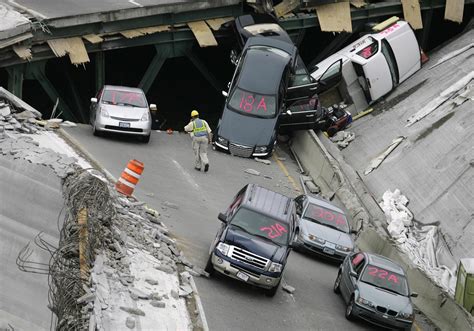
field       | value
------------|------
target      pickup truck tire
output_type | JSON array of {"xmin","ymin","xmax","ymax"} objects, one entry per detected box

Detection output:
[{"xmin": 204, "ymin": 255, "xmax": 214, "ymax": 276}]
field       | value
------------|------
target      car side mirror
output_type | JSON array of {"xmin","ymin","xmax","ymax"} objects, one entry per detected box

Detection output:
[
  {"xmin": 222, "ymin": 91, "xmax": 228, "ymax": 97},
  {"xmin": 91, "ymin": 97, "xmax": 98, "ymax": 103},
  {"xmin": 350, "ymin": 271, "xmax": 358, "ymax": 278},
  {"xmin": 410, "ymin": 292, "xmax": 418, "ymax": 298},
  {"xmin": 227, "ymin": 81, "xmax": 231, "ymax": 89},
  {"xmin": 218, "ymin": 212, "xmax": 227, "ymax": 222},
  {"xmin": 149, "ymin": 104, "xmax": 157, "ymax": 111}
]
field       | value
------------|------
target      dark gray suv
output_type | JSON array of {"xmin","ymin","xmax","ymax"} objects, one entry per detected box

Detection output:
[{"xmin": 334, "ymin": 252, "xmax": 418, "ymax": 330}]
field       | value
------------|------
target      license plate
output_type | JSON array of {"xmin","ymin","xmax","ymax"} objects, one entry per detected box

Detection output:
[
  {"xmin": 119, "ymin": 122, "xmax": 130, "ymax": 128},
  {"xmin": 323, "ymin": 247, "xmax": 335, "ymax": 255},
  {"xmin": 236, "ymin": 271, "xmax": 249, "ymax": 282},
  {"xmin": 326, "ymin": 242, "xmax": 336, "ymax": 249}
]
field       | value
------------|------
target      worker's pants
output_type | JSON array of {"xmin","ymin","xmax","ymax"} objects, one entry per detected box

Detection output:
[{"xmin": 192, "ymin": 136, "xmax": 209, "ymax": 169}]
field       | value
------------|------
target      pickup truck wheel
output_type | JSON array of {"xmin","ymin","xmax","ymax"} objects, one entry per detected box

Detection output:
[
  {"xmin": 265, "ymin": 282, "xmax": 279, "ymax": 297},
  {"xmin": 333, "ymin": 272, "xmax": 341, "ymax": 294},
  {"xmin": 204, "ymin": 255, "xmax": 214, "ymax": 276}
]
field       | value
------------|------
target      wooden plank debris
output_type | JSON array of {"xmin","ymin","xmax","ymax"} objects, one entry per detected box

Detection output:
[
  {"xmin": 274, "ymin": 0, "xmax": 300, "ymax": 18},
  {"xmin": 13, "ymin": 45, "xmax": 32, "ymax": 60},
  {"xmin": 206, "ymin": 17, "xmax": 234, "ymax": 31},
  {"xmin": 47, "ymin": 37, "xmax": 90, "ymax": 65},
  {"xmin": 401, "ymin": 0, "xmax": 423, "ymax": 29},
  {"xmin": 445, "ymin": 0, "xmax": 465, "ymax": 23},
  {"xmin": 350, "ymin": 0, "xmax": 366, "ymax": 8},
  {"xmin": 82, "ymin": 34, "xmax": 103, "ymax": 44},
  {"xmin": 187, "ymin": 21, "xmax": 218, "ymax": 47},
  {"xmin": 120, "ymin": 25, "xmax": 170, "ymax": 39},
  {"xmin": 316, "ymin": 2, "xmax": 352, "ymax": 33}
]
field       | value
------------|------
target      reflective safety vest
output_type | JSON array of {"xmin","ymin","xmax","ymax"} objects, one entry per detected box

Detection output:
[{"xmin": 193, "ymin": 119, "xmax": 208, "ymax": 137}]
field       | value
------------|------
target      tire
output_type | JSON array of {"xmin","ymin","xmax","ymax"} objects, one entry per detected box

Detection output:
[
  {"xmin": 345, "ymin": 296, "xmax": 355, "ymax": 320},
  {"xmin": 265, "ymin": 280, "xmax": 280, "ymax": 297},
  {"xmin": 204, "ymin": 255, "xmax": 214, "ymax": 276},
  {"xmin": 293, "ymin": 229, "xmax": 302, "ymax": 251},
  {"xmin": 334, "ymin": 272, "xmax": 342, "ymax": 294},
  {"xmin": 327, "ymin": 126, "xmax": 338, "ymax": 137},
  {"xmin": 92, "ymin": 123, "xmax": 101, "ymax": 137},
  {"xmin": 141, "ymin": 134, "xmax": 150, "ymax": 143}
]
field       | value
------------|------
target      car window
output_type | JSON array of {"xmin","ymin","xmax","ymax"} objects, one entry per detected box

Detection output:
[
  {"xmin": 288, "ymin": 97, "xmax": 318, "ymax": 113},
  {"xmin": 381, "ymin": 39, "xmax": 399, "ymax": 85},
  {"xmin": 228, "ymin": 87, "xmax": 277, "ymax": 117},
  {"xmin": 357, "ymin": 41, "xmax": 379, "ymax": 59},
  {"xmin": 244, "ymin": 23, "xmax": 285, "ymax": 37},
  {"xmin": 294, "ymin": 195, "xmax": 306, "ymax": 215},
  {"xmin": 289, "ymin": 56, "xmax": 313, "ymax": 87},
  {"xmin": 319, "ymin": 60, "xmax": 341, "ymax": 82},
  {"xmin": 361, "ymin": 265, "xmax": 409, "ymax": 296},
  {"xmin": 231, "ymin": 207, "xmax": 289, "ymax": 245},
  {"xmin": 102, "ymin": 90, "xmax": 147, "ymax": 108},
  {"xmin": 303, "ymin": 203, "xmax": 350, "ymax": 233}
]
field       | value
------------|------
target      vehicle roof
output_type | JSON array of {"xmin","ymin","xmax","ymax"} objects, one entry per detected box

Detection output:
[
  {"xmin": 238, "ymin": 46, "xmax": 290, "ymax": 94},
  {"xmin": 241, "ymin": 184, "xmax": 293, "ymax": 223},
  {"xmin": 365, "ymin": 252, "xmax": 406, "ymax": 274},
  {"xmin": 245, "ymin": 36, "xmax": 296, "ymax": 57},
  {"xmin": 103, "ymin": 85, "xmax": 145, "ymax": 93},
  {"xmin": 304, "ymin": 194, "xmax": 346, "ymax": 215}
]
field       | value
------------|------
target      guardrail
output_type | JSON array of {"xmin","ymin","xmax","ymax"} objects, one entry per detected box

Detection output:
[{"xmin": 291, "ymin": 129, "xmax": 474, "ymax": 331}]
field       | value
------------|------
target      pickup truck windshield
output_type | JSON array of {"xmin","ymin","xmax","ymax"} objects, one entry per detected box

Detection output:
[
  {"xmin": 231, "ymin": 207, "xmax": 289, "ymax": 245},
  {"xmin": 228, "ymin": 88, "xmax": 277, "ymax": 117}
]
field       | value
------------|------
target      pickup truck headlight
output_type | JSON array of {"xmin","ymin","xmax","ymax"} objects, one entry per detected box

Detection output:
[
  {"xmin": 100, "ymin": 108, "xmax": 110, "ymax": 118},
  {"xmin": 141, "ymin": 111, "xmax": 150, "ymax": 121},
  {"xmin": 216, "ymin": 242, "xmax": 229, "ymax": 256},
  {"xmin": 357, "ymin": 297, "xmax": 375, "ymax": 308},
  {"xmin": 398, "ymin": 311, "xmax": 414, "ymax": 320},
  {"xmin": 216, "ymin": 136, "xmax": 228, "ymax": 146},
  {"xmin": 268, "ymin": 262, "xmax": 283, "ymax": 273},
  {"xmin": 336, "ymin": 244, "xmax": 352, "ymax": 252},
  {"xmin": 309, "ymin": 234, "xmax": 326, "ymax": 245},
  {"xmin": 255, "ymin": 146, "xmax": 268, "ymax": 153}
]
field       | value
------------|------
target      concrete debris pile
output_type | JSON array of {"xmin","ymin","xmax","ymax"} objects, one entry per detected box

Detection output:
[
  {"xmin": 329, "ymin": 130, "xmax": 355, "ymax": 149},
  {"xmin": 82, "ymin": 174, "xmax": 206, "ymax": 330},
  {"xmin": 0, "ymin": 99, "xmax": 43, "ymax": 137},
  {"xmin": 380, "ymin": 189, "xmax": 457, "ymax": 295}
]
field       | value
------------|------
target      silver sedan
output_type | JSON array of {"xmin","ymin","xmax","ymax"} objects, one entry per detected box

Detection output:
[
  {"xmin": 293, "ymin": 194, "xmax": 355, "ymax": 262},
  {"xmin": 90, "ymin": 85, "xmax": 156, "ymax": 143}
]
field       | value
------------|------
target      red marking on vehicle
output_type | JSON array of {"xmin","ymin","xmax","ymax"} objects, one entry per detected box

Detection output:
[
  {"xmin": 239, "ymin": 92, "xmax": 267, "ymax": 113},
  {"xmin": 260, "ymin": 223, "xmax": 288, "ymax": 239},
  {"xmin": 367, "ymin": 266, "xmax": 399, "ymax": 283},
  {"xmin": 311, "ymin": 207, "xmax": 346, "ymax": 226},
  {"xmin": 379, "ymin": 23, "xmax": 400, "ymax": 36},
  {"xmin": 352, "ymin": 253, "xmax": 364, "ymax": 266},
  {"xmin": 256, "ymin": 97, "xmax": 267, "ymax": 112}
]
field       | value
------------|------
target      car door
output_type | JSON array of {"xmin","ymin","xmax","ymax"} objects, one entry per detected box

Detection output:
[
  {"xmin": 341, "ymin": 253, "xmax": 365, "ymax": 301},
  {"xmin": 314, "ymin": 59, "xmax": 343, "ymax": 95},
  {"xmin": 90, "ymin": 88, "xmax": 103, "ymax": 124}
]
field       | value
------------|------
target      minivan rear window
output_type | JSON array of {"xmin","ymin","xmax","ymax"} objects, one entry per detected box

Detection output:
[{"xmin": 228, "ymin": 87, "xmax": 276, "ymax": 117}]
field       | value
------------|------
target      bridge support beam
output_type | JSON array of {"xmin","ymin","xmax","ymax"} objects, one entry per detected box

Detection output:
[
  {"xmin": 7, "ymin": 64, "xmax": 25, "ymax": 98},
  {"xmin": 95, "ymin": 51, "xmax": 105, "ymax": 92},
  {"xmin": 186, "ymin": 49, "xmax": 222, "ymax": 92},
  {"xmin": 138, "ymin": 45, "xmax": 169, "ymax": 94}
]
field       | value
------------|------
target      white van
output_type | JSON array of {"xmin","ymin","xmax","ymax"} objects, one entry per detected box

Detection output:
[{"xmin": 310, "ymin": 20, "xmax": 421, "ymax": 114}]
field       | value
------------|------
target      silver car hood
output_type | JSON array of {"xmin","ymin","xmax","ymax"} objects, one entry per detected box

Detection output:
[
  {"xmin": 300, "ymin": 219, "xmax": 353, "ymax": 248},
  {"xmin": 102, "ymin": 104, "xmax": 147, "ymax": 120},
  {"xmin": 358, "ymin": 282, "xmax": 412, "ymax": 313}
]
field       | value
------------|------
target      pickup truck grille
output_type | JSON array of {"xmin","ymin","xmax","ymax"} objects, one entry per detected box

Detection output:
[
  {"xmin": 228, "ymin": 246, "xmax": 269, "ymax": 270},
  {"xmin": 229, "ymin": 143, "xmax": 253, "ymax": 158}
]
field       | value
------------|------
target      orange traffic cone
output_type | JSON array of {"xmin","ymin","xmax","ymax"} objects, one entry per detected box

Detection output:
[{"xmin": 116, "ymin": 159, "xmax": 144, "ymax": 196}]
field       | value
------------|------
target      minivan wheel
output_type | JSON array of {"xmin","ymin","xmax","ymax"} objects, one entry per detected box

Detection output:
[
  {"xmin": 334, "ymin": 272, "xmax": 341, "ymax": 294},
  {"xmin": 345, "ymin": 297, "xmax": 355, "ymax": 320},
  {"xmin": 204, "ymin": 255, "xmax": 214, "ymax": 276}
]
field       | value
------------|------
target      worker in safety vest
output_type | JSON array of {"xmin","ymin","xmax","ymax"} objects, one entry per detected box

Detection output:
[{"xmin": 184, "ymin": 110, "xmax": 212, "ymax": 172}]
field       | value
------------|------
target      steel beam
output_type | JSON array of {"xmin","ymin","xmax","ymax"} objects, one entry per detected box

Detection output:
[
  {"xmin": 185, "ymin": 49, "xmax": 222, "ymax": 92},
  {"xmin": 6, "ymin": 64, "xmax": 25, "ymax": 98},
  {"xmin": 95, "ymin": 51, "xmax": 105, "ymax": 92},
  {"xmin": 26, "ymin": 62, "xmax": 78, "ymax": 121},
  {"xmin": 138, "ymin": 45, "xmax": 170, "ymax": 94},
  {"xmin": 421, "ymin": 8, "xmax": 434, "ymax": 50},
  {"xmin": 63, "ymin": 63, "xmax": 88, "ymax": 123}
]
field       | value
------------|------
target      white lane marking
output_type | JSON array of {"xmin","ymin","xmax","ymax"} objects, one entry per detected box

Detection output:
[
  {"xmin": 171, "ymin": 159, "xmax": 200, "ymax": 190},
  {"xmin": 128, "ymin": 0, "xmax": 143, "ymax": 7}
]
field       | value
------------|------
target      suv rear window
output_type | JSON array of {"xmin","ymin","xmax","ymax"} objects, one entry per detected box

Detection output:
[{"xmin": 231, "ymin": 207, "xmax": 289, "ymax": 245}]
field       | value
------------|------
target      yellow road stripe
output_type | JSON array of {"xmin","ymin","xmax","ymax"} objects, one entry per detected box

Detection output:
[
  {"xmin": 414, "ymin": 321, "xmax": 422, "ymax": 331},
  {"xmin": 352, "ymin": 107, "xmax": 374, "ymax": 121},
  {"xmin": 273, "ymin": 152, "xmax": 301, "ymax": 193}
]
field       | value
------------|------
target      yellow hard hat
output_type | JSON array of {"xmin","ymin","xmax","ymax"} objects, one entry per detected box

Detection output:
[{"xmin": 191, "ymin": 110, "xmax": 199, "ymax": 117}]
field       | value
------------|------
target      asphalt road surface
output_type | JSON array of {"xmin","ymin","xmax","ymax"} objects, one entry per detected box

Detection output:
[{"xmin": 63, "ymin": 125, "xmax": 382, "ymax": 331}]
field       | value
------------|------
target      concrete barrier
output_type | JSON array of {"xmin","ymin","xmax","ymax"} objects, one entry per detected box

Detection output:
[{"xmin": 291, "ymin": 130, "xmax": 474, "ymax": 331}]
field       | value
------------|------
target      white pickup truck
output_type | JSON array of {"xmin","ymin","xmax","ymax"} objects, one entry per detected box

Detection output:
[{"xmin": 310, "ymin": 20, "xmax": 422, "ymax": 114}]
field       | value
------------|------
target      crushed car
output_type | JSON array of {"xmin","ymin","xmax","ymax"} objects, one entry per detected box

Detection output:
[
  {"xmin": 310, "ymin": 19, "xmax": 422, "ymax": 115},
  {"xmin": 334, "ymin": 252, "xmax": 418, "ymax": 330},
  {"xmin": 205, "ymin": 184, "xmax": 296, "ymax": 297}
]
